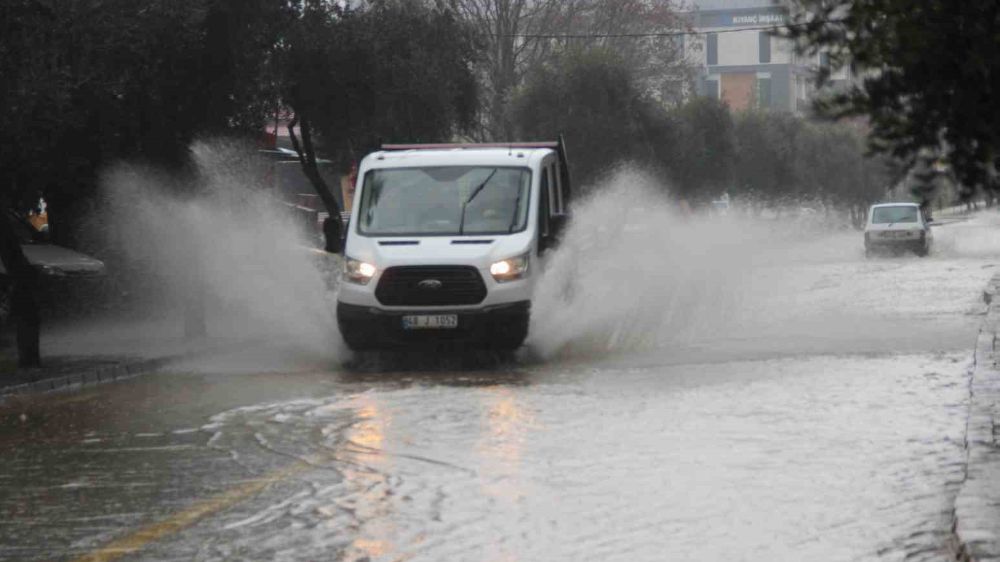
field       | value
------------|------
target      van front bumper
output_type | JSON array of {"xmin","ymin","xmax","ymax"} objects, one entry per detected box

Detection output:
[{"xmin": 336, "ymin": 301, "xmax": 530, "ymax": 351}]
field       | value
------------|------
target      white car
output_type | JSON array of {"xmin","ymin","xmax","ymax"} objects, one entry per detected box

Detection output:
[
  {"xmin": 864, "ymin": 202, "xmax": 932, "ymax": 257},
  {"xmin": 335, "ymin": 140, "xmax": 572, "ymax": 351}
]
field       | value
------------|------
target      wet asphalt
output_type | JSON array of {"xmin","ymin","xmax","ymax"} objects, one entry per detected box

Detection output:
[{"xmin": 2, "ymin": 217, "xmax": 1000, "ymax": 561}]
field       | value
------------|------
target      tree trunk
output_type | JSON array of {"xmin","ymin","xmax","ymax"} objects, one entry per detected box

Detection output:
[
  {"xmin": 0, "ymin": 211, "xmax": 41, "ymax": 368},
  {"xmin": 288, "ymin": 111, "xmax": 343, "ymax": 252}
]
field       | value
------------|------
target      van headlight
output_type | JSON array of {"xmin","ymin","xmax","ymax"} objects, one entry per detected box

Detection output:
[
  {"xmin": 344, "ymin": 257, "xmax": 377, "ymax": 285},
  {"xmin": 490, "ymin": 253, "xmax": 529, "ymax": 283}
]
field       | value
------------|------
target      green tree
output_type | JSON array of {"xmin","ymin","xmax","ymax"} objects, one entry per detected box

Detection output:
[
  {"xmin": 0, "ymin": 0, "xmax": 291, "ymax": 365},
  {"xmin": 282, "ymin": 0, "xmax": 481, "ymax": 234},
  {"xmin": 511, "ymin": 47, "xmax": 676, "ymax": 190},
  {"xmin": 785, "ymin": 0, "xmax": 1000, "ymax": 198},
  {"xmin": 797, "ymin": 122, "xmax": 889, "ymax": 226},
  {"xmin": 732, "ymin": 110, "xmax": 890, "ymax": 225},
  {"xmin": 669, "ymin": 98, "xmax": 736, "ymax": 204}
]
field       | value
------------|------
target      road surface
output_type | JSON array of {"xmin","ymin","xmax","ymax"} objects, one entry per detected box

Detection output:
[{"xmin": 2, "ymin": 211, "xmax": 1000, "ymax": 562}]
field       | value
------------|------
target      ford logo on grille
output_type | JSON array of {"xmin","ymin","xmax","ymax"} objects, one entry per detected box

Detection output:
[{"xmin": 417, "ymin": 279, "xmax": 443, "ymax": 290}]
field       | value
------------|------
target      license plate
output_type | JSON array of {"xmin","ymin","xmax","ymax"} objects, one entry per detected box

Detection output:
[
  {"xmin": 888, "ymin": 231, "xmax": 910, "ymax": 238},
  {"xmin": 402, "ymin": 315, "xmax": 459, "ymax": 330}
]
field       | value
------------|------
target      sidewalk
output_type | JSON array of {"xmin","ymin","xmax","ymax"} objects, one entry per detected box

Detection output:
[
  {"xmin": 0, "ymin": 319, "xmax": 261, "ymax": 398},
  {"xmin": 954, "ymin": 272, "xmax": 1000, "ymax": 561}
]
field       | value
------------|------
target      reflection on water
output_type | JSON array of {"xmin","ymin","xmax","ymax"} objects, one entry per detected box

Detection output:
[
  {"xmin": 30, "ymin": 348, "xmax": 965, "ymax": 562},
  {"xmin": 343, "ymin": 351, "xmax": 520, "ymax": 376},
  {"xmin": 481, "ymin": 387, "xmax": 533, "ymax": 466},
  {"xmin": 334, "ymin": 386, "xmax": 538, "ymax": 562},
  {"xmin": 338, "ymin": 395, "xmax": 400, "ymax": 562},
  {"xmin": 477, "ymin": 386, "xmax": 535, "ymax": 562}
]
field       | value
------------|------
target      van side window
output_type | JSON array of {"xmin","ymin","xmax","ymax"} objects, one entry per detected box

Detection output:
[
  {"xmin": 547, "ymin": 164, "xmax": 559, "ymax": 215},
  {"xmin": 539, "ymin": 168, "xmax": 550, "ymax": 238},
  {"xmin": 552, "ymin": 161, "xmax": 564, "ymax": 214}
]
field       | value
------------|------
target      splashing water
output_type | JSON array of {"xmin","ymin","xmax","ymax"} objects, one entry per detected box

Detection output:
[
  {"xmin": 528, "ymin": 168, "xmax": 996, "ymax": 361},
  {"xmin": 530, "ymin": 170, "xmax": 756, "ymax": 358},
  {"xmin": 90, "ymin": 152, "xmax": 997, "ymax": 369},
  {"xmin": 97, "ymin": 139, "xmax": 343, "ymax": 360}
]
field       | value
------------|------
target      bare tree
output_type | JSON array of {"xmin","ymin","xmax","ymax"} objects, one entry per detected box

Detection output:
[{"xmin": 450, "ymin": 0, "xmax": 693, "ymax": 140}]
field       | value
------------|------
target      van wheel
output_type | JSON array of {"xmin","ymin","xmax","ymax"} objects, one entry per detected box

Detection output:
[
  {"xmin": 339, "ymin": 326, "xmax": 376, "ymax": 351},
  {"xmin": 492, "ymin": 332, "xmax": 527, "ymax": 351},
  {"xmin": 491, "ymin": 322, "xmax": 529, "ymax": 351}
]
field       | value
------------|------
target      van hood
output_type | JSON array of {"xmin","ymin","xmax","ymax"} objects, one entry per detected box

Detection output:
[{"xmin": 348, "ymin": 235, "xmax": 532, "ymax": 268}]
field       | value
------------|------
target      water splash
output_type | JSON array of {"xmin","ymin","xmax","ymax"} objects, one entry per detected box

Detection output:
[
  {"xmin": 97, "ymin": 139, "xmax": 342, "ymax": 360},
  {"xmin": 530, "ymin": 169, "xmax": 757, "ymax": 358},
  {"xmin": 526, "ymin": 168, "xmax": 997, "ymax": 361}
]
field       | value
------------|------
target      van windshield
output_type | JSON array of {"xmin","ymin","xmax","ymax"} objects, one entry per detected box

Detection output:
[
  {"xmin": 871, "ymin": 206, "xmax": 919, "ymax": 224},
  {"xmin": 357, "ymin": 167, "xmax": 531, "ymax": 236}
]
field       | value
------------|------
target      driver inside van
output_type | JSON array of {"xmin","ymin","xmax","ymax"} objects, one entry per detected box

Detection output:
[
  {"xmin": 469, "ymin": 173, "xmax": 521, "ymax": 233},
  {"xmin": 417, "ymin": 183, "xmax": 461, "ymax": 231}
]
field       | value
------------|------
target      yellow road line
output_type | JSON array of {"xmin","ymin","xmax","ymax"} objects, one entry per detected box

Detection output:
[{"xmin": 71, "ymin": 462, "xmax": 308, "ymax": 562}]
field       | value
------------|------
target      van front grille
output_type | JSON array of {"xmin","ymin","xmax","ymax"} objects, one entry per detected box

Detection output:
[{"xmin": 375, "ymin": 266, "xmax": 487, "ymax": 306}]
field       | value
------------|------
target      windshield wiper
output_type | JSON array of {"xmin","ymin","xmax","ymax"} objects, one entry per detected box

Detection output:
[
  {"xmin": 507, "ymin": 185, "xmax": 523, "ymax": 233},
  {"xmin": 458, "ymin": 168, "xmax": 497, "ymax": 235}
]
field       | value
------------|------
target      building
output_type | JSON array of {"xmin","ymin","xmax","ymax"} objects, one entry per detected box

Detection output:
[{"xmin": 684, "ymin": 0, "xmax": 849, "ymax": 113}]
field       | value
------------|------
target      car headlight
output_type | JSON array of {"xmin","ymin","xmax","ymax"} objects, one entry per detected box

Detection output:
[
  {"xmin": 344, "ymin": 257, "xmax": 377, "ymax": 285},
  {"xmin": 490, "ymin": 253, "xmax": 529, "ymax": 283}
]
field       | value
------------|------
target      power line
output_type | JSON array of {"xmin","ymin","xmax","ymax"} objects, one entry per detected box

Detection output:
[{"xmin": 506, "ymin": 19, "xmax": 834, "ymax": 39}]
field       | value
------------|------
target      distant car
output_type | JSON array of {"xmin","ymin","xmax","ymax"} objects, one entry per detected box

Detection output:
[{"xmin": 864, "ymin": 203, "xmax": 932, "ymax": 257}]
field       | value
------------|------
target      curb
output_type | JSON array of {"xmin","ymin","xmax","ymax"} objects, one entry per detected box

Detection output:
[
  {"xmin": 0, "ymin": 356, "xmax": 174, "ymax": 398},
  {"xmin": 954, "ymin": 273, "xmax": 1000, "ymax": 561},
  {"xmin": 0, "ymin": 337, "xmax": 267, "ymax": 400}
]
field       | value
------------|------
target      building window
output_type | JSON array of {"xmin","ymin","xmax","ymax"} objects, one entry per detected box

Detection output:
[
  {"xmin": 707, "ymin": 33, "xmax": 718, "ymax": 65},
  {"xmin": 704, "ymin": 79, "xmax": 719, "ymax": 100},
  {"xmin": 756, "ymin": 78, "xmax": 772, "ymax": 108},
  {"xmin": 759, "ymin": 32, "xmax": 771, "ymax": 63}
]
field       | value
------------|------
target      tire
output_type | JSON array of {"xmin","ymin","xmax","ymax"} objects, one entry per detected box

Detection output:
[
  {"xmin": 338, "ymin": 320, "xmax": 381, "ymax": 351},
  {"xmin": 340, "ymin": 330, "xmax": 371, "ymax": 352},
  {"xmin": 489, "ymin": 315, "xmax": 529, "ymax": 351}
]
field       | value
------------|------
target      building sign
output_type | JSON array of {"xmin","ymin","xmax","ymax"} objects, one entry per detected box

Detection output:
[
  {"xmin": 697, "ymin": 8, "xmax": 788, "ymax": 28},
  {"xmin": 731, "ymin": 13, "xmax": 786, "ymax": 25}
]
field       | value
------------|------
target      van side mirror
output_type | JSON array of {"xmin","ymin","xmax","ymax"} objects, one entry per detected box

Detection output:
[{"xmin": 323, "ymin": 216, "xmax": 344, "ymax": 254}]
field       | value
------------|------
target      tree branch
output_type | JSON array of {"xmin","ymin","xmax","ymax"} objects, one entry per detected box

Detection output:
[{"xmin": 288, "ymin": 111, "xmax": 341, "ymax": 217}]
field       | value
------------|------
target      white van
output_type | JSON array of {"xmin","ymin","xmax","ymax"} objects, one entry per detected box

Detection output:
[
  {"xmin": 334, "ymin": 141, "xmax": 571, "ymax": 351},
  {"xmin": 864, "ymin": 202, "xmax": 933, "ymax": 257}
]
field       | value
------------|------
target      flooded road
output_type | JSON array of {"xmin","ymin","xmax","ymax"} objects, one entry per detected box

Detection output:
[{"xmin": 3, "ymin": 212, "xmax": 1000, "ymax": 561}]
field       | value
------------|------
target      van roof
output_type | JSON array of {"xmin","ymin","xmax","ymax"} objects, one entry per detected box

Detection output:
[
  {"xmin": 871, "ymin": 202, "xmax": 919, "ymax": 208},
  {"xmin": 363, "ymin": 146, "xmax": 554, "ymax": 169}
]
